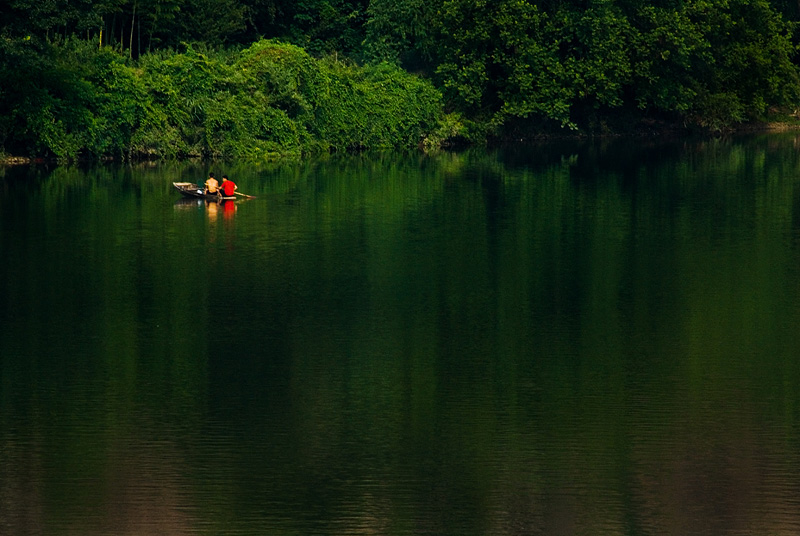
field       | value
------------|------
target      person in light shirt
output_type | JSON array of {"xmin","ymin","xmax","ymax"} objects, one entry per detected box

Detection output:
[{"xmin": 204, "ymin": 172, "xmax": 219, "ymax": 196}]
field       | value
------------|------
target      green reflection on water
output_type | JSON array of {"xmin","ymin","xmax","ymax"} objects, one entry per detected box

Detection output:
[{"xmin": 2, "ymin": 135, "xmax": 800, "ymax": 535}]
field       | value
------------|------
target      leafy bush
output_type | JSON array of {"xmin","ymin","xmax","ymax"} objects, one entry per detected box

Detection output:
[
  {"xmin": 204, "ymin": 92, "xmax": 303, "ymax": 158},
  {"xmin": 0, "ymin": 39, "xmax": 446, "ymax": 160},
  {"xmin": 315, "ymin": 59, "xmax": 443, "ymax": 150}
]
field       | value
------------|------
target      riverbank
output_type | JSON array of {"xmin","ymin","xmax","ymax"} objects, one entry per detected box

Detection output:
[{"xmin": 3, "ymin": 118, "xmax": 800, "ymax": 166}]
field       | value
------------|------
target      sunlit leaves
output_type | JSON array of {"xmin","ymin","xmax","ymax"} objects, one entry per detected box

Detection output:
[{"xmin": 0, "ymin": 38, "xmax": 444, "ymax": 159}]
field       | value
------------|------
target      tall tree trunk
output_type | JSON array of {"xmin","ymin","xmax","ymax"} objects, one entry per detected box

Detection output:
[
  {"xmin": 148, "ymin": 11, "xmax": 158, "ymax": 53},
  {"xmin": 129, "ymin": 2, "xmax": 137, "ymax": 58}
]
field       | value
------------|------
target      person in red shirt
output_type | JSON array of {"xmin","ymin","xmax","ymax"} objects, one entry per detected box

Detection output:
[{"xmin": 220, "ymin": 175, "xmax": 237, "ymax": 197}]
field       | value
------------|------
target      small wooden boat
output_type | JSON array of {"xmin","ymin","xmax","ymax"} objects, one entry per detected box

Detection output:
[{"xmin": 173, "ymin": 182, "xmax": 236, "ymax": 200}]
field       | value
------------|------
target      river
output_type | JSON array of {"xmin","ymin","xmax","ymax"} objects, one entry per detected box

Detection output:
[{"xmin": 2, "ymin": 135, "xmax": 800, "ymax": 535}]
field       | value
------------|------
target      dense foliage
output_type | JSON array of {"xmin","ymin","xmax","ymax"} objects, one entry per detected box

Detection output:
[
  {"xmin": 0, "ymin": 39, "xmax": 444, "ymax": 159},
  {"xmin": 429, "ymin": 0, "xmax": 800, "ymax": 134},
  {"xmin": 2, "ymin": 0, "xmax": 800, "ymax": 159}
]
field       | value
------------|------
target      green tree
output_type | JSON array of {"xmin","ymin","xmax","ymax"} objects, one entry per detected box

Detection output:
[
  {"xmin": 631, "ymin": 0, "xmax": 800, "ymax": 130},
  {"xmin": 0, "ymin": 0, "xmax": 101, "ymax": 38},
  {"xmin": 279, "ymin": 0, "xmax": 369, "ymax": 57},
  {"xmin": 629, "ymin": 5, "xmax": 705, "ymax": 115},
  {"xmin": 430, "ymin": 0, "xmax": 800, "ymax": 135},
  {"xmin": 167, "ymin": 0, "xmax": 246, "ymax": 47},
  {"xmin": 433, "ymin": 0, "xmax": 635, "ymax": 132},
  {"xmin": 363, "ymin": 0, "xmax": 436, "ymax": 71},
  {"xmin": 685, "ymin": 0, "xmax": 800, "ymax": 129},
  {"xmin": 137, "ymin": 0, "xmax": 184, "ymax": 52}
]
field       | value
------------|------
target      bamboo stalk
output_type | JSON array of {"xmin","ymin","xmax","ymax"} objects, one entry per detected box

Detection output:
[{"xmin": 129, "ymin": 2, "xmax": 136, "ymax": 59}]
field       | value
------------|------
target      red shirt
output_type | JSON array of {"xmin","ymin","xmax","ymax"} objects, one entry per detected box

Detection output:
[{"xmin": 221, "ymin": 179, "xmax": 237, "ymax": 196}]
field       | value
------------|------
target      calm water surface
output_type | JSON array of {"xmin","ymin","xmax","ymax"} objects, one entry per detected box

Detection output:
[{"xmin": 2, "ymin": 135, "xmax": 800, "ymax": 535}]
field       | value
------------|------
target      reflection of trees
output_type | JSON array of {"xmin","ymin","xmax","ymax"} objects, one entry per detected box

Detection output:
[
  {"xmin": 263, "ymin": 136, "xmax": 800, "ymax": 533},
  {"xmin": 0, "ymin": 160, "xmax": 212, "ymax": 533},
  {"xmin": 1, "ymin": 136, "xmax": 800, "ymax": 533}
]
